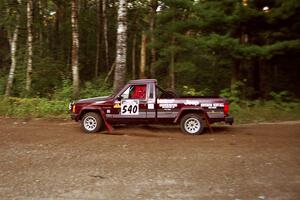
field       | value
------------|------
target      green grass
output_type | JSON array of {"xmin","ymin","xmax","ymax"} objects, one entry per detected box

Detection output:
[
  {"xmin": 1, "ymin": 96, "xmax": 300, "ymax": 124},
  {"xmin": 230, "ymin": 100, "xmax": 300, "ymax": 124},
  {"xmin": 0, "ymin": 96, "xmax": 69, "ymax": 119}
]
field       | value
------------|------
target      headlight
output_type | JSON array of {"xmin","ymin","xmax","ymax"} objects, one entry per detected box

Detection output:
[{"xmin": 68, "ymin": 103, "xmax": 72, "ymax": 110}]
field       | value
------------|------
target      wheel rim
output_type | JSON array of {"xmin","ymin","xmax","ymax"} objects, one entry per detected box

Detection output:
[
  {"xmin": 83, "ymin": 116, "xmax": 97, "ymax": 131},
  {"xmin": 184, "ymin": 117, "xmax": 201, "ymax": 134}
]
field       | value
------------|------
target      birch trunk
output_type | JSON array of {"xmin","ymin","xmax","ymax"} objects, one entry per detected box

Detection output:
[
  {"xmin": 113, "ymin": 0, "xmax": 127, "ymax": 93},
  {"xmin": 139, "ymin": 31, "xmax": 146, "ymax": 78},
  {"xmin": 26, "ymin": 0, "xmax": 33, "ymax": 93},
  {"xmin": 132, "ymin": 33, "xmax": 136, "ymax": 79},
  {"xmin": 5, "ymin": 2, "xmax": 21, "ymax": 97},
  {"xmin": 71, "ymin": 0, "xmax": 80, "ymax": 98},
  {"xmin": 149, "ymin": 0, "xmax": 157, "ymax": 78},
  {"xmin": 102, "ymin": 0, "xmax": 109, "ymax": 68}
]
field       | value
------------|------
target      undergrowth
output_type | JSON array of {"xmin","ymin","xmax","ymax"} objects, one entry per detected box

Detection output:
[
  {"xmin": 0, "ymin": 97, "xmax": 69, "ymax": 119},
  {"xmin": 0, "ymin": 81, "xmax": 300, "ymax": 123}
]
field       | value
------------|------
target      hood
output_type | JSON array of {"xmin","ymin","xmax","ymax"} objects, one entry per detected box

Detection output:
[{"xmin": 75, "ymin": 96, "xmax": 112, "ymax": 104}]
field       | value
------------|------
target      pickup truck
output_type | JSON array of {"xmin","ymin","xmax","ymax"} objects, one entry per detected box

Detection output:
[{"xmin": 69, "ymin": 79, "xmax": 233, "ymax": 135}]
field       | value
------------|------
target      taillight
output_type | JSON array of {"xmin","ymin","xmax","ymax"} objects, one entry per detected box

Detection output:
[{"xmin": 224, "ymin": 103, "xmax": 229, "ymax": 115}]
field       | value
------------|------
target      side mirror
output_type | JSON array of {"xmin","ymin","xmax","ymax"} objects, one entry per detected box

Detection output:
[{"xmin": 116, "ymin": 96, "xmax": 123, "ymax": 101}]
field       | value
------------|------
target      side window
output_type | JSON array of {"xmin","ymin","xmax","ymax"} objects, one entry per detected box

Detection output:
[
  {"xmin": 149, "ymin": 84, "xmax": 154, "ymax": 99},
  {"xmin": 129, "ymin": 85, "xmax": 147, "ymax": 99},
  {"xmin": 121, "ymin": 85, "xmax": 147, "ymax": 99},
  {"xmin": 121, "ymin": 87, "xmax": 130, "ymax": 99}
]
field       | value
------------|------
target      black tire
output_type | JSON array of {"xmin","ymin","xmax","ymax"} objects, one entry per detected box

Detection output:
[
  {"xmin": 80, "ymin": 112, "xmax": 103, "ymax": 133},
  {"xmin": 180, "ymin": 114, "xmax": 205, "ymax": 135}
]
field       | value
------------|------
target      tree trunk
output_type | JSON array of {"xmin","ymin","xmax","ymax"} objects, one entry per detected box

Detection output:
[
  {"xmin": 54, "ymin": 3, "xmax": 61, "ymax": 59},
  {"xmin": 38, "ymin": 0, "xmax": 43, "ymax": 48},
  {"xmin": 139, "ymin": 31, "xmax": 146, "ymax": 79},
  {"xmin": 149, "ymin": 0, "xmax": 158, "ymax": 78},
  {"xmin": 169, "ymin": 36, "xmax": 175, "ymax": 90},
  {"xmin": 5, "ymin": 2, "xmax": 20, "ymax": 97},
  {"xmin": 258, "ymin": 59, "xmax": 269, "ymax": 99},
  {"xmin": 252, "ymin": 61, "xmax": 260, "ymax": 98},
  {"xmin": 102, "ymin": 0, "xmax": 109, "ymax": 69},
  {"xmin": 113, "ymin": 0, "xmax": 127, "ymax": 93},
  {"xmin": 26, "ymin": 0, "xmax": 33, "ymax": 94},
  {"xmin": 231, "ymin": 61, "xmax": 240, "ymax": 91},
  {"xmin": 104, "ymin": 62, "xmax": 116, "ymax": 83},
  {"xmin": 231, "ymin": 1, "xmax": 248, "ymax": 93},
  {"xmin": 71, "ymin": 0, "xmax": 80, "ymax": 98},
  {"xmin": 132, "ymin": 33, "xmax": 136, "ymax": 79},
  {"xmin": 95, "ymin": 0, "xmax": 103, "ymax": 78}
]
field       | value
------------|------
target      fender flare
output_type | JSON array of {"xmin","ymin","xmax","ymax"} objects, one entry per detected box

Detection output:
[
  {"xmin": 173, "ymin": 106, "xmax": 208, "ymax": 124},
  {"xmin": 78, "ymin": 107, "xmax": 113, "ymax": 132}
]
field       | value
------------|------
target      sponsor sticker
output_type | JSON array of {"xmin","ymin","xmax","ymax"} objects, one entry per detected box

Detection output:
[
  {"xmin": 148, "ymin": 103, "xmax": 154, "ymax": 109},
  {"xmin": 159, "ymin": 104, "xmax": 177, "ymax": 109},
  {"xmin": 184, "ymin": 100, "xmax": 199, "ymax": 106},
  {"xmin": 114, "ymin": 103, "xmax": 121, "ymax": 108},
  {"xmin": 157, "ymin": 99, "xmax": 175, "ymax": 104},
  {"xmin": 201, "ymin": 103, "xmax": 224, "ymax": 109}
]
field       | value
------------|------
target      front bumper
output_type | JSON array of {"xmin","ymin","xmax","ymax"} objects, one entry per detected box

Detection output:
[{"xmin": 225, "ymin": 116, "xmax": 234, "ymax": 125}]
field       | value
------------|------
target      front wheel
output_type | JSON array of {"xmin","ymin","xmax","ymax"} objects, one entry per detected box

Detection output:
[
  {"xmin": 180, "ymin": 114, "xmax": 205, "ymax": 135},
  {"xmin": 81, "ymin": 112, "xmax": 103, "ymax": 133}
]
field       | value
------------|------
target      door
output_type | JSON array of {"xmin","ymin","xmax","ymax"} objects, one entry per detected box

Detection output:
[
  {"xmin": 112, "ymin": 84, "xmax": 148, "ymax": 122},
  {"xmin": 156, "ymin": 87, "xmax": 178, "ymax": 122}
]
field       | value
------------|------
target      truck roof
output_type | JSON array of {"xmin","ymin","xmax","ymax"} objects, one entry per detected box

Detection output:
[{"xmin": 128, "ymin": 79, "xmax": 157, "ymax": 84}]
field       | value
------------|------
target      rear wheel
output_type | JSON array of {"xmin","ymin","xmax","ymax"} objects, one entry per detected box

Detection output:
[
  {"xmin": 81, "ymin": 112, "xmax": 102, "ymax": 133},
  {"xmin": 180, "ymin": 114, "xmax": 204, "ymax": 135}
]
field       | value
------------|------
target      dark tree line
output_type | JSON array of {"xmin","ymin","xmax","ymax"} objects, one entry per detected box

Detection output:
[{"xmin": 0, "ymin": 0, "xmax": 299, "ymax": 99}]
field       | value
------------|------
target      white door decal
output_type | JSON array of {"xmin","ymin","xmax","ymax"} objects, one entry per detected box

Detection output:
[{"xmin": 121, "ymin": 100, "xmax": 139, "ymax": 115}]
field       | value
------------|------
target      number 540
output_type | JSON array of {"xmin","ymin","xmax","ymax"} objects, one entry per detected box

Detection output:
[{"xmin": 122, "ymin": 104, "xmax": 138, "ymax": 114}]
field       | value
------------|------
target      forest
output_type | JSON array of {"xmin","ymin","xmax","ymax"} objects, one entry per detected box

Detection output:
[{"xmin": 0, "ymin": 0, "xmax": 300, "ymax": 121}]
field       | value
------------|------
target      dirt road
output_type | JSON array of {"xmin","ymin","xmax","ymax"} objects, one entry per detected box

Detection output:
[{"xmin": 0, "ymin": 117, "xmax": 299, "ymax": 200}]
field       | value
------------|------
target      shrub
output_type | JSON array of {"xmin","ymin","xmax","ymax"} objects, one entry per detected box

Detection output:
[{"xmin": 0, "ymin": 96, "xmax": 69, "ymax": 119}]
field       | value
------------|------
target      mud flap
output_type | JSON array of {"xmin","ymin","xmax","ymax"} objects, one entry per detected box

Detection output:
[
  {"xmin": 204, "ymin": 112, "xmax": 213, "ymax": 133},
  {"xmin": 100, "ymin": 109, "xmax": 113, "ymax": 133}
]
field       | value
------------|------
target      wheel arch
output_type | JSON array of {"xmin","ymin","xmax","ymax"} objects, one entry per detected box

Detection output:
[
  {"xmin": 78, "ymin": 107, "xmax": 103, "ymax": 121},
  {"xmin": 174, "ymin": 107, "xmax": 208, "ymax": 124}
]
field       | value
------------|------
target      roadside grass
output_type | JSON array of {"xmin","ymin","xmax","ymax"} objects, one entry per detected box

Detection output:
[
  {"xmin": 231, "ymin": 100, "xmax": 300, "ymax": 124},
  {"xmin": 0, "ymin": 96, "xmax": 69, "ymax": 119},
  {"xmin": 0, "ymin": 96, "xmax": 300, "ymax": 124}
]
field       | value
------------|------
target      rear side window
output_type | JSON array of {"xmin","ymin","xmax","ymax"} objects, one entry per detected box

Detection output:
[{"xmin": 149, "ymin": 84, "xmax": 154, "ymax": 99}]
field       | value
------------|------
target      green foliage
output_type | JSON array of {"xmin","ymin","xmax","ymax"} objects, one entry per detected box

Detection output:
[
  {"xmin": 269, "ymin": 91, "xmax": 294, "ymax": 104},
  {"xmin": 80, "ymin": 80, "xmax": 112, "ymax": 99},
  {"xmin": 53, "ymin": 78, "xmax": 113, "ymax": 100},
  {"xmin": 0, "ymin": 76, "xmax": 6, "ymax": 95},
  {"xmin": 220, "ymin": 81, "xmax": 245, "ymax": 104},
  {"xmin": 52, "ymin": 79, "xmax": 73, "ymax": 101},
  {"xmin": 231, "ymin": 100, "xmax": 300, "ymax": 124},
  {"xmin": 0, "ymin": 96, "xmax": 69, "ymax": 118},
  {"xmin": 181, "ymin": 85, "xmax": 210, "ymax": 96},
  {"xmin": 0, "ymin": 77, "xmax": 113, "ymax": 118}
]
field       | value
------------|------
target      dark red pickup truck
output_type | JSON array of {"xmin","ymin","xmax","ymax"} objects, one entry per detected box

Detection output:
[{"xmin": 69, "ymin": 79, "xmax": 233, "ymax": 135}]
